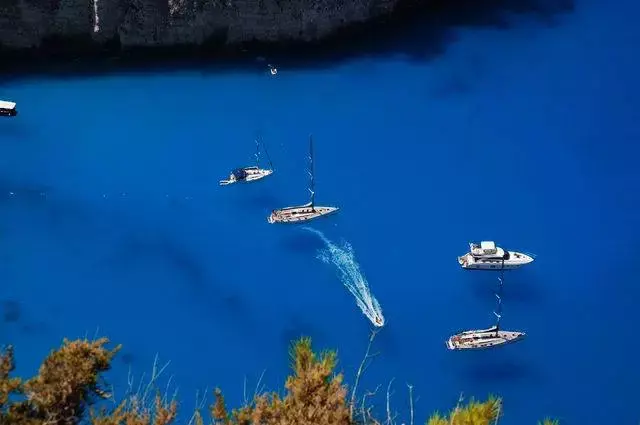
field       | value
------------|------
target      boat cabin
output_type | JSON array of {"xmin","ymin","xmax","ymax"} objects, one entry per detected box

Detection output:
[
  {"xmin": 0, "ymin": 100, "xmax": 17, "ymax": 117},
  {"xmin": 470, "ymin": 241, "xmax": 499, "ymax": 256}
]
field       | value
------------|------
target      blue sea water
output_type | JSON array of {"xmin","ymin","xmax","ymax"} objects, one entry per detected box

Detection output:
[{"xmin": 1, "ymin": 0, "xmax": 639, "ymax": 422}]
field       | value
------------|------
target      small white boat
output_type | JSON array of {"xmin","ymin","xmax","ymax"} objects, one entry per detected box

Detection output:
[
  {"xmin": 220, "ymin": 166, "xmax": 273, "ymax": 186},
  {"xmin": 458, "ymin": 241, "xmax": 534, "ymax": 270},
  {"xmin": 219, "ymin": 138, "xmax": 274, "ymax": 186},
  {"xmin": 0, "ymin": 100, "xmax": 17, "ymax": 117},
  {"xmin": 268, "ymin": 135, "xmax": 338, "ymax": 224},
  {"xmin": 447, "ymin": 285, "xmax": 525, "ymax": 351}
]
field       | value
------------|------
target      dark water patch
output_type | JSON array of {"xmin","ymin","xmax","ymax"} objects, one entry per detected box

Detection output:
[
  {"xmin": 279, "ymin": 229, "xmax": 327, "ymax": 255},
  {"xmin": 1, "ymin": 300, "xmax": 21, "ymax": 323},
  {"xmin": 20, "ymin": 321, "xmax": 49, "ymax": 335},
  {"xmin": 280, "ymin": 314, "xmax": 327, "ymax": 348},
  {"xmin": 102, "ymin": 229, "xmax": 258, "ymax": 335},
  {"xmin": 120, "ymin": 352, "xmax": 135, "ymax": 366},
  {"xmin": 105, "ymin": 230, "xmax": 211, "ymax": 292},
  {"xmin": 0, "ymin": 178, "xmax": 51, "ymax": 207},
  {"xmin": 461, "ymin": 356, "xmax": 539, "ymax": 384},
  {"xmin": 0, "ymin": 300, "xmax": 48, "ymax": 335},
  {"xmin": 0, "ymin": 0, "xmax": 574, "ymax": 81},
  {"xmin": 427, "ymin": 56, "xmax": 484, "ymax": 98}
]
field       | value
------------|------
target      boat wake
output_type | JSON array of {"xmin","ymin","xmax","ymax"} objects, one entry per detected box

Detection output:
[{"xmin": 302, "ymin": 227, "xmax": 385, "ymax": 328}]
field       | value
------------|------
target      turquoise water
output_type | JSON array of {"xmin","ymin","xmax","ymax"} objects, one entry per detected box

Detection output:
[{"xmin": 1, "ymin": 0, "xmax": 639, "ymax": 423}]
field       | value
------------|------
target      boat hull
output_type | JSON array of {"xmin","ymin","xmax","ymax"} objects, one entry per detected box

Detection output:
[
  {"xmin": 457, "ymin": 251, "xmax": 534, "ymax": 270},
  {"xmin": 268, "ymin": 206, "xmax": 338, "ymax": 224},
  {"xmin": 0, "ymin": 109, "xmax": 17, "ymax": 117}
]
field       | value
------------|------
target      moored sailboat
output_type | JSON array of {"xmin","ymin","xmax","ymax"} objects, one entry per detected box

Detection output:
[
  {"xmin": 268, "ymin": 135, "xmax": 338, "ymax": 224},
  {"xmin": 446, "ymin": 274, "xmax": 525, "ymax": 350},
  {"xmin": 219, "ymin": 138, "xmax": 274, "ymax": 186}
]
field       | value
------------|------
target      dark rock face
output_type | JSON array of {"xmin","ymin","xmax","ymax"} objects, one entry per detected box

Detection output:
[{"xmin": 0, "ymin": 0, "xmax": 399, "ymax": 50}]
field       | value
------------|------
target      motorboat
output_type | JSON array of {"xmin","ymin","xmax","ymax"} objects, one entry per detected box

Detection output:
[
  {"xmin": 268, "ymin": 135, "xmax": 338, "ymax": 224},
  {"xmin": 458, "ymin": 241, "xmax": 534, "ymax": 270},
  {"xmin": 0, "ymin": 100, "xmax": 17, "ymax": 117}
]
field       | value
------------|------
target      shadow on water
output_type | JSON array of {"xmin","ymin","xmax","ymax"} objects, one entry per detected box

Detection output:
[
  {"xmin": 101, "ymin": 229, "xmax": 258, "ymax": 335},
  {"xmin": 466, "ymin": 269, "xmax": 546, "ymax": 305},
  {"xmin": 279, "ymin": 313, "xmax": 328, "ymax": 348},
  {"xmin": 456, "ymin": 349, "xmax": 541, "ymax": 384},
  {"xmin": 279, "ymin": 228, "xmax": 327, "ymax": 255},
  {"xmin": 0, "ymin": 0, "xmax": 574, "ymax": 81},
  {"xmin": 119, "ymin": 352, "xmax": 136, "ymax": 366},
  {"xmin": 1, "ymin": 299, "xmax": 50, "ymax": 337},
  {"xmin": 1, "ymin": 300, "xmax": 21, "ymax": 323}
]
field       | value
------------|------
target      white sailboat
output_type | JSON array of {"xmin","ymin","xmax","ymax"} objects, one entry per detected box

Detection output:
[
  {"xmin": 219, "ymin": 138, "xmax": 274, "ymax": 186},
  {"xmin": 267, "ymin": 135, "xmax": 338, "ymax": 224},
  {"xmin": 446, "ymin": 275, "xmax": 525, "ymax": 350}
]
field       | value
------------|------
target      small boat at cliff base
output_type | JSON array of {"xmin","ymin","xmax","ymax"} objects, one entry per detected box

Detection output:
[
  {"xmin": 268, "ymin": 135, "xmax": 338, "ymax": 224},
  {"xmin": 458, "ymin": 241, "xmax": 534, "ymax": 270},
  {"xmin": 0, "ymin": 101, "xmax": 17, "ymax": 117}
]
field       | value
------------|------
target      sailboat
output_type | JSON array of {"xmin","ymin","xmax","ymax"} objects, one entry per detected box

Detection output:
[
  {"xmin": 219, "ymin": 138, "xmax": 274, "ymax": 186},
  {"xmin": 267, "ymin": 135, "xmax": 338, "ymax": 224},
  {"xmin": 446, "ymin": 274, "xmax": 525, "ymax": 350}
]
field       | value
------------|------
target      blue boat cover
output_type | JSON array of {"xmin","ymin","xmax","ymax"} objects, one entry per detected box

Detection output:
[{"xmin": 232, "ymin": 168, "xmax": 248, "ymax": 180}]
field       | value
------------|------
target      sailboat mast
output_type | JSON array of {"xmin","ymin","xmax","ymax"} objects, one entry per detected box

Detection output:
[
  {"xmin": 261, "ymin": 138, "xmax": 274, "ymax": 170},
  {"xmin": 255, "ymin": 138, "xmax": 261, "ymax": 167},
  {"xmin": 308, "ymin": 135, "xmax": 316, "ymax": 209},
  {"xmin": 494, "ymin": 274, "xmax": 504, "ymax": 334}
]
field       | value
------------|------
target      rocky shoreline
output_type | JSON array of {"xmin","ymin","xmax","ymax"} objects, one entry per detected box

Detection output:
[
  {"xmin": 0, "ymin": 0, "xmax": 414, "ymax": 57},
  {"xmin": 0, "ymin": 0, "xmax": 574, "ymax": 76}
]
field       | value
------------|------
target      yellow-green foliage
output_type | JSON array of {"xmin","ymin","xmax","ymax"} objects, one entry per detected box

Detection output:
[
  {"xmin": 0, "ymin": 336, "xmax": 558, "ymax": 425},
  {"xmin": 426, "ymin": 395, "xmax": 502, "ymax": 425}
]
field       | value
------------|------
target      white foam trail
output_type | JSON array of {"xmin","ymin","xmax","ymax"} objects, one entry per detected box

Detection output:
[{"xmin": 303, "ymin": 227, "xmax": 385, "ymax": 328}]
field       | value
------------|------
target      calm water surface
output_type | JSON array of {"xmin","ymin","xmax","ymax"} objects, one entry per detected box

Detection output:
[{"xmin": 1, "ymin": 0, "xmax": 639, "ymax": 423}]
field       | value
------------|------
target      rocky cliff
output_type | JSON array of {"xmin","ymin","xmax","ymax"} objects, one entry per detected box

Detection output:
[{"xmin": 0, "ymin": 0, "xmax": 400, "ymax": 50}]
